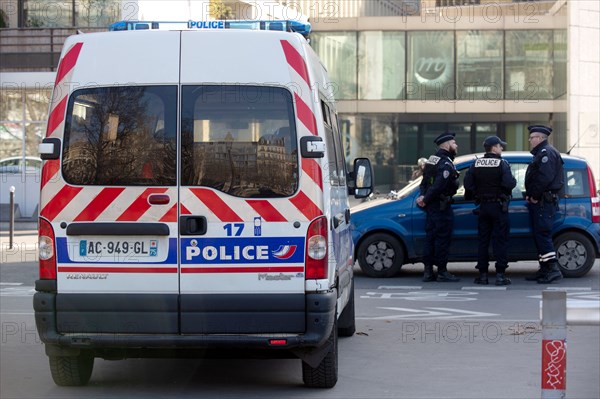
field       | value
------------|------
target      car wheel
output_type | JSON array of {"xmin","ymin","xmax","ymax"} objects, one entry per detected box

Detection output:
[
  {"xmin": 337, "ymin": 280, "xmax": 355, "ymax": 337},
  {"xmin": 357, "ymin": 233, "xmax": 404, "ymax": 278},
  {"xmin": 554, "ymin": 232, "xmax": 596, "ymax": 277},
  {"xmin": 48, "ymin": 352, "xmax": 94, "ymax": 386},
  {"xmin": 302, "ymin": 313, "xmax": 338, "ymax": 388}
]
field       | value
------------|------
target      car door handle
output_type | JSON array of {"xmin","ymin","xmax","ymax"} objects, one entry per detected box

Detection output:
[{"xmin": 345, "ymin": 208, "xmax": 351, "ymax": 223}]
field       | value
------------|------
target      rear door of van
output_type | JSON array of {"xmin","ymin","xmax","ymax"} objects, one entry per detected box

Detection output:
[
  {"xmin": 178, "ymin": 31, "xmax": 319, "ymax": 334},
  {"xmin": 43, "ymin": 31, "xmax": 181, "ymax": 334}
]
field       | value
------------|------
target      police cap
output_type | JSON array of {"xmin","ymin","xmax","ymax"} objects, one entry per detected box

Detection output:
[
  {"xmin": 527, "ymin": 125, "xmax": 552, "ymax": 136},
  {"xmin": 434, "ymin": 132, "xmax": 456, "ymax": 146},
  {"xmin": 483, "ymin": 135, "xmax": 507, "ymax": 148}
]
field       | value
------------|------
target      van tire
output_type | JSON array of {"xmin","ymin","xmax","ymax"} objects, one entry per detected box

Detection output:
[
  {"xmin": 337, "ymin": 280, "xmax": 356, "ymax": 337},
  {"xmin": 49, "ymin": 353, "xmax": 94, "ymax": 386},
  {"xmin": 302, "ymin": 317, "xmax": 338, "ymax": 388},
  {"xmin": 356, "ymin": 233, "xmax": 404, "ymax": 277},
  {"xmin": 554, "ymin": 232, "xmax": 596, "ymax": 277}
]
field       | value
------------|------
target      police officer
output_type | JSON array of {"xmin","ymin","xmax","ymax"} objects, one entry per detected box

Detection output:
[
  {"xmin": 524, "ymin": 125, "xmax": 564, "ymax": 284},
  {"xmin": 416, "ymin": 132, "xmax": 460, "ymax": 282},
  {"xmin": 464, "ymin": 136, "xmax": 517, "ymax": 285}
]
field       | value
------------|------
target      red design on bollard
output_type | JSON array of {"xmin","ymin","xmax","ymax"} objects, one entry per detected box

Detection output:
[{"xmin": 542, "ymin": 339, "xmax": 566, "ymax": 390}]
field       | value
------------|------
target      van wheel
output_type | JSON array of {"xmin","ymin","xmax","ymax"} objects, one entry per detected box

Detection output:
[
  {"xmin": 49, "ymin": 353, "xmax": 94, "ymax": 386},
  {"xmin": 338, "ymin": 280, "xmax": 355, "ymax": 337},
  {"xmin": 302, "ymin": 317, "xmax": 338, "ymax": 388},
  {"xmin": 554, "ymin": 232, "xmax": 596, "ymax": 278},
  {"xmin": 357, "ymin": 233, "xmax": 404, "ymax": 277}
]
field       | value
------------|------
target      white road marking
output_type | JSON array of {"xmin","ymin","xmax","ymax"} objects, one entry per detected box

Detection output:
[{"xmin": 357, "ymin": 307, "xmax": 498, "ymax": 320}]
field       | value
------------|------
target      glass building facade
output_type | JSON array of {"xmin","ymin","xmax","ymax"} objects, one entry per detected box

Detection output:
[{"xmin": 312, "ymin": 28, "xmax": 568, "ymax": 190}]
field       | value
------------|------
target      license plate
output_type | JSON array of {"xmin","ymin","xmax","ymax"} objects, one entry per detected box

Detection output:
[{"xmin": 78, "ymin": 239, "xmax": 159, "ymax": 260}]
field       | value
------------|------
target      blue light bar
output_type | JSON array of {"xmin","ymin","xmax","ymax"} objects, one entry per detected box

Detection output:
[{"xmin": 108, "ymin": 20, "xmax": 311, "ymax": 38}]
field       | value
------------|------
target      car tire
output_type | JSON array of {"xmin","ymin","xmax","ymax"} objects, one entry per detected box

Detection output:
[
  {"xmin": 49, "ymin": 352, "xmax": 94, "ymax": 386},
  {"xmin": 554, "ymin": 232, "xmax": 596, "ymax": 277},
  {"xmin": 302, "ymin": 315, "xmax": 338, "ymax": 388},
  {"xmin": 337, "ymin": 280, "xmax": 355, "ymax": 337},
  {"xmin": 356, "ymin": 233, "xmax": 404, "ymax": 278}
]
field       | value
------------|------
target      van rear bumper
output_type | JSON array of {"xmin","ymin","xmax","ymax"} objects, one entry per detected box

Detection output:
[{"xmin": 33, "ymin": 287, "xmax": 337, "ymax": 351}]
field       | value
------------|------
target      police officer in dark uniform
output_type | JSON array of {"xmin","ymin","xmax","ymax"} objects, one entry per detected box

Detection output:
[
  {"xmin": 464, "ymin": 136, "xmax": 517, "ymax": 285},
  {"xmin": 416, "ymin": 132, "xmax": 460, "ymax": 282},
  {"xmin": 524, "ymin": 125, "xmax": 564, "ymax": 284}
]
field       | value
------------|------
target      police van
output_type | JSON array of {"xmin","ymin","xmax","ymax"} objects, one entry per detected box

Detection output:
[{"xmin": 34, "ymin": 20, "xmax": 373, "ymax": 388}]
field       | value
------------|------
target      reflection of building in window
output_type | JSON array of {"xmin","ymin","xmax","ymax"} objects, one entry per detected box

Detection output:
[{"xmin": 188, "ymin": 127, "xmax": 298, "ymax": 197}]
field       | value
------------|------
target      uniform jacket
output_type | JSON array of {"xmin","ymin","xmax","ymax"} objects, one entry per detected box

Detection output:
[
  {"xmin": 419, "ymin": 149, "xmax": 459, "ymax": 205},
  {"xmin": 525, "ymin": 140, "xmax": 564, "ymax": 201},
  {"xmin": 464, "ymin": 153, "xmax": 516, "ymax": 201}
]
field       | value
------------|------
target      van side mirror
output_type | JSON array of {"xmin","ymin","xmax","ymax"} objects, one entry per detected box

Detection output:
[
  {"xmin": 39, "ymin": 138, "xmax": 61, "ymax": 160},
  {"xmin": 348, "ymin": 158, "xmax": 374, "ymax": 199}
]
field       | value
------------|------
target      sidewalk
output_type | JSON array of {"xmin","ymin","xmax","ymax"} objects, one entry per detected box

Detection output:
[{"xmin": 0, "ymin": 223, "xmax": 38, "ymax": 264}]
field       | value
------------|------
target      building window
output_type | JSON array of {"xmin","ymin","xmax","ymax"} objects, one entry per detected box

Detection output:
[
  {"xmin": 311, "ymin": 32, "xmax": 358, "ymax": 100},
  {"xmin": 505, "ymin": 30, "xmax": 555, "ymax": 100},
  {"xmin": 456, "ymin": 31, "xmax": 503, "ymax": 101},
  {"xmin": 407, "ymin": 31, "xmax": 455, "ymax": 100},
  {"xmin": 21, "ymin": 0, "xmax": 121, "ymax": 27},
  {"xmin": 358, "ymin": 31, "xmax": 406, "ymax": 100},
  {"xmin": 0, "ymin": 88, "xmax": 50, "ymax": 159}
]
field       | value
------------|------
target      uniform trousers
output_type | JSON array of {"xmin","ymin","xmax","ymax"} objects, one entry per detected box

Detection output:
[
  {"xmin": 423, "ymin": 203, "xmax": 453, "ymax": 272},
  {"xmin": 476, "ymin": 201, "xmax": 509, "ymax": 273},
  {"xmin": 527, "ymin": 200, "xmax": 558, "ymax": 263}
]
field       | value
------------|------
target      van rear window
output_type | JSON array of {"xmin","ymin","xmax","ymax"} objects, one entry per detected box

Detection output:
[
  {"xmin": 62, "ymin": 86, "xmax": 177, "ymax": 186},
  {"xmin": 181, "ymin": 85, "xmax": 299, "ymax": 198}
]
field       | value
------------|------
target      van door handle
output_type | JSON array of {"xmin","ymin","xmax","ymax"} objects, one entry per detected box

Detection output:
[
  {"xmin": 180, "ymin": 216, "xmax": 207, "ymax": 236},
  {"xmin": 332, "ymin": 213, "xmax": 345, "ymax": 229},
  {"xmin": 345, "ymin": 208, "xmax": 351, "ymax": 223}
]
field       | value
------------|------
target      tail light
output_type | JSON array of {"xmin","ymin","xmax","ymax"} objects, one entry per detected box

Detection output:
[
  {"xmin": 38, "ymin": 218, "xmax": 57, "ymax": 279},
  {"xmin": 587, "ymin": 166, "xmax": 600, "ymax": 223},
  {"xmin": 305, "ymin": 216, "xmax": 328, "ymax": 279}
]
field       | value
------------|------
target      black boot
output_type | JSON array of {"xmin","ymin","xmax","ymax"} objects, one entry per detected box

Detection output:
[
  {"xmin": 422, "ymin": 265, "xmax": 436, "ymax": 282},
  {"xmin": 474, "ymin": 272, "xmax": 489, "ymax": 285},
  {"xmin": 495, "ymin": 272, "xmax": 511, "ymax": 286},
  {"xmin": 537, "ymin": 262, "xmax": 563, "ymax": 284},
  {"xmin": 525, "ymin": 264, "xmax": 548, "ymax": 281},
  {"xmin": 437, "ymin": 270, "xmax": 460, "ymax": 282}
]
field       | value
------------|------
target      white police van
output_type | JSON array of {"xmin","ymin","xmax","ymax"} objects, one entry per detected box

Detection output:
[{"xmin": 34, "ymin": 20, "xmax": 373, "ymax": 388}]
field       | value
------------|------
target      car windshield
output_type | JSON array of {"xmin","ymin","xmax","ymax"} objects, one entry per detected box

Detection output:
[{"xmin": 394, "ymin": 177, "xmax": 422, "ymax": 199}]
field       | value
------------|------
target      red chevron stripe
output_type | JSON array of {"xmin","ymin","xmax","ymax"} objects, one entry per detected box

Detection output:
[
  {"xmin": 74, "ymin": 187, "xmax": 126, "ymax": 222},
  {"xmin": 116, "ymin": 188, "xmax": 168, "ymax": 221},
  {"xmin": 159, "ymin": 203, "xmax": 178, "ymax": 222},
  {"xmin": 40, "ymin": 185, "xmax": 83, "ymax": 221},
  {"xmin": 246, "ymin": 200, "xmax": 287, "ymax": 222},
  {"xmin": 180, "ymin": 203, "xmax": 191, "ymax": 215},
  {"xmin": 41, "ymin": 160, "xmax": 60, "ymax": 188},
  {"xmin": 189, "ymin": 188, "xmax": 243, "ymax": 222},
  {"xmin": 289, "ymin": 190, "xmax": 322, "ymax": 220},
  {"xmin": 280, "ymin": 40, "xmax": 310, "ymax": 86},
  {"xmin": 294, "ymin": 93, "xmax": 317, "ymax": 135},
  {"xmin": 46, "ymin": 96, "xmax": 67, "ymax": 137},
  {"xmin": 54, "ymin": 42, "xmax": 83, "ymax": 87},
  {"xmin": 302, "ymin": 158, "xmax": 323, "ymax": 190}
]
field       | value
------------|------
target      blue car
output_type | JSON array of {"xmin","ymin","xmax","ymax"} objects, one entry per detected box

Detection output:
[{"xmin": 351, "ymin": 152, "xmax": 600, "ymax": 278}]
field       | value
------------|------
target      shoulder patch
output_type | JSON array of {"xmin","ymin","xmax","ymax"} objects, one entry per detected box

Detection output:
[
  {"xmin": 474, "ymin": 158, "xmax": 501, "ymax": 168},
  {"xmin": 427, "ymin": 155, "xmax": 440, "ymax": 165}
]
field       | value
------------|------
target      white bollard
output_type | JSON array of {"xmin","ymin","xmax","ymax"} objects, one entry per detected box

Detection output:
[{"xmin": 541, "ymin": 290, "xmax": 567, "ymax": 399}]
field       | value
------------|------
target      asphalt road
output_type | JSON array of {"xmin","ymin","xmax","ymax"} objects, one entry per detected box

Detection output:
[{"xmin": 1, "ymin": 233, "xmax": 599, "ymax": 398}]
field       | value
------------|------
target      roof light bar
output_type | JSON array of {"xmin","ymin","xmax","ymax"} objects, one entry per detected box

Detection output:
[{"xmin": 108, "ymin": 20, "xmax": 311, "ymax": 38}]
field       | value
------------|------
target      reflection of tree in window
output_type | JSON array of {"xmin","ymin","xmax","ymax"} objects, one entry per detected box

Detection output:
[{"xmin": 62, "ymin": 86, "xmax": 176, "ymax": 186}]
